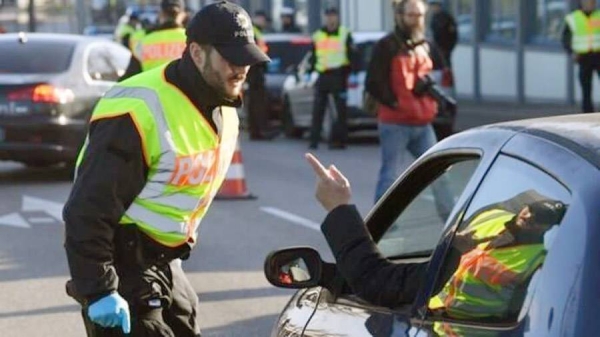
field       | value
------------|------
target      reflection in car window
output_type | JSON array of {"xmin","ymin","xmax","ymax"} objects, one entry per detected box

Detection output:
[
  {"xmin": 0, "ymin": 40, "xmax": 75, "ymax": 74},
  {"xmin": 86, "ymin": 44, "xmax": 130, "ymax": 82},
  {"xmin": 428, "ymin": 155, "xmax": 570, "ymax": 328},
  {"xmin": 377, "ymin": 159, "xmax": 480, "ymax": 259}
]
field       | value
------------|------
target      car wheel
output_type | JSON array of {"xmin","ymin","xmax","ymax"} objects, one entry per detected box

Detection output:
[{"xmin": 282, "ymin": 97, "xmax": 304, "ymax": 139}]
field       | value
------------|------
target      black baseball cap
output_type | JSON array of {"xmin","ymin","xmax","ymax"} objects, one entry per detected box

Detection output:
[
  {"xmin": 324, "ymin": 6, "xmax": 339, "ymax": 15},
  {"xmin": 161, "ymin": 0, "xmax": 183, "ymax": 11},
  {"xmin": 186, "ymin": 1, "xmax": 270, "ymax": 66}
]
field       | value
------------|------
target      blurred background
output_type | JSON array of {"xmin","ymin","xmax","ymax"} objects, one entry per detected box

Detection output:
[{"xmin": 0, "ymin": 0, "xmax": 594, "ymax": 107}]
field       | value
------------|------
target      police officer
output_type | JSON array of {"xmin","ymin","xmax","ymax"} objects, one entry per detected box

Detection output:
[
  {"xmin": 308, "ymin": 6, "xmax": 356, "ymax": 150},
  {"xmin": 563, "ymin": 0, "xmax": 600, "ymax": 113},
  {"xmin": 120, "ymin": 0, "xmax": 187, "ymax": 80},
  {"xmin": 246, "ymin": 11, "xmax": 279, "ymax": 140},
  {"xmin": 63, "ymin": 2, "xmax": 269, "ymax": 336},
  {"xmin": 117, "ymin": 11, "xmax": 140, "ymax": 48}
]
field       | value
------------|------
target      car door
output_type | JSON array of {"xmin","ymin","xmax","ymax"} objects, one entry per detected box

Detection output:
[
  {"xmin": 416, "ymin": 151, "xmax": 573, "ymax": 337},
  {"xmin": 285, "ymin": 51, "xmax": 315, "ymax": 128},
  {"xmin": 300, "ymin": 152, "xmax": 486, "ymax": 337}
]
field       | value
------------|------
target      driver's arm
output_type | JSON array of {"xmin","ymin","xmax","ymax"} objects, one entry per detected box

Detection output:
[{"xmin": 321, "ymin": 205, "xmax": 428, "ymax": 308}]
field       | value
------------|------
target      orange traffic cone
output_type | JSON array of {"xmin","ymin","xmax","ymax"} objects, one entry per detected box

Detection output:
[{"xmin": 215, "ymin": 141, "xmax": 256, "ymax": 200}]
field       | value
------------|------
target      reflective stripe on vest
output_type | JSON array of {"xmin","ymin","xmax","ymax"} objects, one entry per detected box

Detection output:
[
  {"xmin": 140, "ymin": 28, "xmax": 187, "ymax": 71},
  {"xmin": 77, "ymin": 66, "xmax": 239, "ymax": 247},
  {"xmin": 428, "ymin": 209, "xmax": 546, "ymax": 319},
  {"xmin": 313, "ymin": 27, "xmax": 350, "ymax": 72},
  {"xmin": 566, "ymin": 10, "xmax": 600, "ymax": 54}
]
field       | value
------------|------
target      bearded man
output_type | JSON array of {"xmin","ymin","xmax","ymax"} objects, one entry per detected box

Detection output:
[{"xmin": 366, "ymin": 0, "xmax": 441, "ymax": 202}]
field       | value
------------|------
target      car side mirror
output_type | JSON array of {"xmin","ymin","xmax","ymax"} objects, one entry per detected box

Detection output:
[{"xmin": 264, "ymin": 247, "xmax": 322, "ymax": 289}]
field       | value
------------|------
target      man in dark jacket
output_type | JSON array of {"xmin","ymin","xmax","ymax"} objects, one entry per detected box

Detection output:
[
  {"xmin": 305, "ymin": 153, "xmax": 567, "ymax": 311},
  {"xmin": 63, "ymin": 2, "xmax": 269, "ymax": 335},
  {"xmin": 427, "ymin": 0, "xmax": 458, "ymax": 66}
]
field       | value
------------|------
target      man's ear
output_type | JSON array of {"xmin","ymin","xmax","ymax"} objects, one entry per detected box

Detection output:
[{"xmin": 189, "ymin": 42, "xmax": 204, "ymax": 65}]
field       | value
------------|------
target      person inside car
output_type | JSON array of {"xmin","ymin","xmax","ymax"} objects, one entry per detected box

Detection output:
[{"xmin": 305, "ymin": 153, "xmax": 567, "ymax": 315}]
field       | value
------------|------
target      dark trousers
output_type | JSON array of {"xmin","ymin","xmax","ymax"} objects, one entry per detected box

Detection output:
[
  {"xmin": 246, "ymin": 65, "xmax": 269, "ymax": 136},
  {"xmin": 309, "ymin": 88, "xmax": 348, "ymax": 146},
  {"xmin": 578, "ymin": 53, "xmax": 600, "ymax": 113},
  {"xmin": 81, "ymin": 259, "xmax": 200, "ymax": 337},
  {"xmin": 247, "ymin": 87, "xmax": 269, "ymax": 136}
]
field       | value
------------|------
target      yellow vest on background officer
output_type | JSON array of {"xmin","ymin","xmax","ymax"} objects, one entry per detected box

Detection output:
[
  {"xmin": 565, "ymin": 8, "xmax": 600, "ymax": 54},
  {"xmin": 63, "ymin": 1, "xmax": 269, "ymax": 335},
  {"xmin": 119, "ymin": 0, "xmax": 187, "ymax": 81},
  {"xmin": 139, "ymin": 27, "xmax": 186, "ymax": 71},
  {"xmin": 562, "ymin": 1, "xmax": 600, "ymax": 113}
]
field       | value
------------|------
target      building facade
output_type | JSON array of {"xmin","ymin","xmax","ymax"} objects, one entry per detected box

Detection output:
[{"xmin": 235, "ymin": 0, "xmax": 597, "ymax": 105}]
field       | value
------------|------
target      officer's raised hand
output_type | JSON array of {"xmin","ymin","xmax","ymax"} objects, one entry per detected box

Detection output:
[
  {"xmin": 87, "ymin": 292, "xmax": 131, "ymax": 334},
  {"xmin": 305, "ymin": 153, "xmax": 351, "ymax": 212}
]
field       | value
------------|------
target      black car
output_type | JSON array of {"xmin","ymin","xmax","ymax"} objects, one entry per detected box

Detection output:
[
  {"xmin": 0, "ymin": 33, "xmax": 130, "ymax": 168},
  {"xmin": 265, "ymin": 114, "xmax": 600, "ymax": 336}
]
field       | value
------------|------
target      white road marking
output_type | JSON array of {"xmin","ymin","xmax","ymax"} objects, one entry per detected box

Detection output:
[
  {"xmin": 28, "ymin": 217, "xmax": 57, "ymax": 224},
  {"xmin": 0, "ymin": 213, "xmax": 30, "ymax": 228},
  {"xmin": 260, "ymin": 207, "xmax": 320, "ymax": 231},
  {"xmin": 22, "ymin": 196, "xmax": 63, "ymax": 221}
]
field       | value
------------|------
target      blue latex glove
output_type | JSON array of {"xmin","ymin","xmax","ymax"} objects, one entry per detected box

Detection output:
[{"xmin": 88, "ymin": 293, "xmax": 131, "ymax": 334}]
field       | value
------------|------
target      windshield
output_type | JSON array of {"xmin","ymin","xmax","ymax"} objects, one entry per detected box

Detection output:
[
  {"xmin": 0, "ymin": 40, "xmax": 75, "ymax": 74},
  {"xmin": 265, "ymin": 39, "xmax": 312, "ymax": 74}
]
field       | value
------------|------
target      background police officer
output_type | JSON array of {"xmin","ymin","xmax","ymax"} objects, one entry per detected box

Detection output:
[
  {"xmin": 307, "ymin": 6, "xmax": 356, "ymax": 150},
  {"xmin": 120, "ymin": 0, "xmax": 187, "ymax": 80},
  {"xmin": 246, "ymin": 10, "xmax": 279, "ymax": 140},
  {"xmin": 562, "ymin": 0, "xmax": 600, "ymax": 113},
  {"xmin": 63, "ymin": 2, "xmax": 269, "ymax": 335}
]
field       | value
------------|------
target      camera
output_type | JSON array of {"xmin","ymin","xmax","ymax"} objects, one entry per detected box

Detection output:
[{"xmin": 413, "ymin": 74, "xmax": 457, "ymax": 114}]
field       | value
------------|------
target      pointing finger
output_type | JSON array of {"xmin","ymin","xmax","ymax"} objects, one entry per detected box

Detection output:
[{"xmin": 305, "ymin": 153, "xmax": 330, "ymax": 179}]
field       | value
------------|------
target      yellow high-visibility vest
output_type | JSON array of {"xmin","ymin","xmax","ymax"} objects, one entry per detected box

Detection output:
[
  {"xmin": 140, "ymin": 28, "xmax": 187, "ymax": 71},
  {"xmin": 565, "ymin": 10, "xmax": 600, "ymax": 54},
  {"xmin": 76, "ymin": 65, "xmax": 239, "ymax": 247},
  {"xmin": 312, "ymin": 26, "xmax": 350, "ymax": 72}
]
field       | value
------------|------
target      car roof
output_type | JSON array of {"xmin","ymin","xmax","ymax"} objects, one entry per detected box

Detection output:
[
  {"xmin": 352, "ymin": 31, "xmax": 387, "ymax": 43},
  {"xmin": 263, "ymin": 33, "xmax": 312, "ymax": 44},
  {"xmin": 485, "ymin": 113, "xmax": 600, "ymax": 166},
  {"xmin": 0, "ymin": 32, "xmax": 101, "ymax": 44}
]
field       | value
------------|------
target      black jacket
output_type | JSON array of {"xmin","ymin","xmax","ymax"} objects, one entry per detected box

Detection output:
[
  {"xmin": 365, "ymin": 26, "xmax": 445, "ymax": 109},
  {"xmin": 429, "ymin": 9, "xmax": 458, "ymax": 55},
  {"xmin": 321, "ymin": 205, "xmax": 427, "ymax": 308},
  {"xmin": 63, "ymin": 52, "xmax": 242, "ymax": 302},
  {"xmin": 119, "ymin": 21, "xmax": 185, "ymax": 81}
]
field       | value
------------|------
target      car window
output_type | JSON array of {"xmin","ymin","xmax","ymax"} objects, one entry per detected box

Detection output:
[
  {"xmin": 427, "ymin": 155, "xmax": 570, "ymax": 325},
  {"xmin": 0, "ymin": 40, "xmax": 75, "ymax": 74},
  {"xmin": 265, "ymin": 39, "xmax": 312, "ymax": 74},
  {"xmin": 377, "ymin": 158, "xmax": 480, "ymax": 259},
  {"xmin": 86, "ymin": 43, "xmax": 130, "ymax": 82}
]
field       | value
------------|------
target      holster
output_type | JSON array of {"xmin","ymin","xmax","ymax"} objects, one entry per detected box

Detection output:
[{"xmin": 114, "ymin": 224, "xmax": 191, "ymax": 273}]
